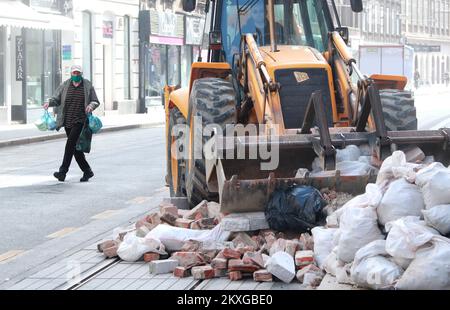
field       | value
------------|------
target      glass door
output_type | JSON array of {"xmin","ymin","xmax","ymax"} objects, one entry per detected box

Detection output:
[{"xmin": 25, "ymin": 29, "xmax": 44, "ymax": 107}]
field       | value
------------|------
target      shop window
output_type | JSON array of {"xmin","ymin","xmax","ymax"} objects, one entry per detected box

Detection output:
[
  {"xmin": 82, "ymin": 11, "xmax": 93, "ymax": 80},
  {"xmin": 147, "ymin": 44, "xmax": 167, "ymax": 97},
  {"xmin": 124, "ymin": 15, "xmax": 131, "ymax": 99},
  {"xmin": 181, "ymin": 46, "xmax": 192, "ymax": 87},
  {"xmin": 0, "ymin": 27, "xmax": 5, "ymax": 106},
  {"xmin": 168, "ymin": 45, "xmax": 180, "ymax": 86},
  {"xmin": 25, "ymin": 29, "xmax": 44, "ymax": 107}
]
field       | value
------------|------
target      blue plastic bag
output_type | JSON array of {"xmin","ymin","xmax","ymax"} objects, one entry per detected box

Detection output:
[
  {"xmin": 34, "ymin": 111, "xmax": 56, "ymax": 131},
  {"xmin": 88, "ymin": 113, "xmax": 102, "ymax": 134}
]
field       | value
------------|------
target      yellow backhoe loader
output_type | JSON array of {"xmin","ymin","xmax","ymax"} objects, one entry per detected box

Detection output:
[{"xmin": 165, "ymin": 0, "xmax": 450, "ymax": 212}]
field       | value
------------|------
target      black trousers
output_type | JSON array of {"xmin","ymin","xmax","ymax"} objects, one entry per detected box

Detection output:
[{"xmin": 60, "ymin": 123, "xmax": 91, "ymax": 173}]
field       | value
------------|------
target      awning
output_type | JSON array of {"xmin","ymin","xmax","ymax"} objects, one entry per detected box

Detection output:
[{"xmin": 0, "ymin": 0, "xmax": 74, "ymax": 31}]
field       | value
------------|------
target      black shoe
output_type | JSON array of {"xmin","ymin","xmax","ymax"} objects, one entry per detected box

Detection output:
[
  {"xmin": 80, "ymin": 170, "xmax": 94, "ymax": 182},
  {"xmin": 53, "ymin": 171, "xmax": 66, "ymax": 182}
]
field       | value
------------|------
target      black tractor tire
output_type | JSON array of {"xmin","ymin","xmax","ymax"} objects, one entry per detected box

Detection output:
[
  {"xmin": 186, "ymin": 78, "xmax": 236, "ymax": 208},
  {"xmin": 167, "ymin": 106, "xmax": 187, "ymax": 197},
  {"xmin": 379, "ymin": 89, "xmax": 418, "ymax": 131}
]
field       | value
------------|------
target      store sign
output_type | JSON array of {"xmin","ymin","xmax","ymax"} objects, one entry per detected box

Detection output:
[
  {"xmin": 16, "ymin": 37, "xmax": 24, "ymax": 81},
  {"xmin": 103, "ymin": 21, "xmax": 113, "ymax": 38},
  {"xmin": 409, "ymin": 44, "xmax": 441, "ymax": 53},
  {"xmin": 185, "ymin": 16, "xmax": 205, "ymax": 45},
  {"xmin": 150, "ymin": 10, "xmax": 184, "ymax": 38}
]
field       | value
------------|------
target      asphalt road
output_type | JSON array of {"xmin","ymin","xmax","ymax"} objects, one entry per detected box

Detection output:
[{"xmin": 0, "ymin": 126, "xmax": 166, "ymax": 255}]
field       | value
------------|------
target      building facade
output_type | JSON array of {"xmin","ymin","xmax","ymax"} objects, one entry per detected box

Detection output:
[
  {"xmin": 138, "ymin": 0, "xmax": 207, "ymax": 109},
  {"xmin": 336, "ymin": 0, "xmax": 450, "ymax": 86},
  {"xmin": 0, "ymin": 0, "xmax": 141, "ymax": 125}
]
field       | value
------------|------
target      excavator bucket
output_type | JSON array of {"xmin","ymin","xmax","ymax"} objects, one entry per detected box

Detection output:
[{"xmin": 205, "ymin": 129, "xmax": 450, "ymax": 214}]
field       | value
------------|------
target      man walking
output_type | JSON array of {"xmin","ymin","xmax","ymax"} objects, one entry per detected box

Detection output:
[{"xmin": 43, "ymin": 65, "xmax": 100, "ymax": 182}]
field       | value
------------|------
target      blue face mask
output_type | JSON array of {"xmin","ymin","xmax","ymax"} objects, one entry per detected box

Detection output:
[{"xmin": 71, "ymin": 75, "xmax": 82, "ymax": 83}]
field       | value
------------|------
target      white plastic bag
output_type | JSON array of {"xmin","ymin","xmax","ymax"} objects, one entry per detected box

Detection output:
[
  {"xmin": 395, "ymin": 237, "xmax": 450, "ymax": 290},
  {"xmin": 336, "ymin": 263, "xmax": 354, "ymax": 285},
  {"xmin": 385, "ymin": 216, "xmax": 438, "ymax": 260},
  {"xmin": 415, "ymin": 162, "xmax": 447, "ymax": 187},
  {"xmin": 323, "ymin": 247, "xmax": 341, "ymax": 276},
  {"xmin": 337, "ymin": 207, "xmax": 384, "ymax": 263},
  {"xmin": 376, "ymin": 151, "xmax": 418, "ymax": 188},
  {"xmin": 350, "ymin": 240, "xmax": 403, "ymax": 289},
  {"xmin": 377, "ymin": 179, "xmax": 425, "ymax": 226},
  {"xmin": 311, "ymin": 227, "xmax": 338, "ymax": 269},
  {"xmin": 336, "ymin": 145, "xmax": 361, "ymax": 163},
  {"xmin": 117, "ymin": 232, "xmax": 166, "ymax": 262},
  {"xmin": 146, "ymin": 223, "xmax": 231, "ymax": 252},
  {"xmin": 422, "ymin": 205, "xmax": 450, "ymax": 235},
  {"xmin": 421, "ymin": 171, "xmax": 450, "ymax": 209}
]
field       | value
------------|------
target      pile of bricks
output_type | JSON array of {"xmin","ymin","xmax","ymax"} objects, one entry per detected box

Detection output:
[{"xmin": 97, "ymin": 194, "xmax": 353, "ymax": 287}]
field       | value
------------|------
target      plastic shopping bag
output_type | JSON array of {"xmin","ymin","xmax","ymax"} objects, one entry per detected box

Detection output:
[
  {"xmin": 88, "ymin": 113, "xmax": 103, "ymax": 134},
  {"xmin": 34, "ymin": 111, "xmax": 56, "ymax": 131}
]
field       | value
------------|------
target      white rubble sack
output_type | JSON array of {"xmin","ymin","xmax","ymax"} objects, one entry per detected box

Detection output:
[
  {"xmin": 312, "ymin": 161, "xmax": 375, "ymax": 177},
  {"xmin": 377, "ymin": 178, "xmax": 425, "ymax": 226},
  {"xmin": 385, "ymin": 216, "xmax": 439, "ymax": 260},
  {"xmin": 336, "ymin": 145, "xmax": 361, "ymax": 162},
  {"xmin": 311, "ymin": 227, "xmax": 338, "ymax": 269},
  {"xmin": 350, "ymin": 240, "xmax": 403, "ymax": 290},
  {"xmin": 117, "ymin": 232, "xmax": 166, "ymax": 262},
  {"xmin": 395, "ymin": 237, "xmax": 450, "ymax": 290},
  {"xmin": 146, "ymin": 223, "xmax": 231, "ymax": 252},
  {"xmin": 421, "ymin": 170, "xmax": 450, "ymax": 209},
  {"xmin": 415, "ymin": 162, "xmax": 447, "ymax": 187},
  {"xmin": 336, "ymin": 263, "xmax": 354, "ymax": 285},
  {"xmin": 337, "ymin": 207, "xmax": 384, "ymax": 263},
  {"xmin": 422, "ymin": 205, "xmax": 450, "ymax": 235},
  {"xmin": 376, "ymin": 151, "xmax": 418, "ymax": 188},
  {"xmin": 323, "ymin": 247, "xmax": 342, "ymax": 276},
  {"xmin": 265, "ymin": 251, "xmax": 296, "ymax": 283}
]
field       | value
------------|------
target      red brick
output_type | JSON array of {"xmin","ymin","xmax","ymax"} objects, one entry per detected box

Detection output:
[
  {"xmin": 229, "ymin": 271, "xmax": 242, "ymax": 281},
  {"xmin": 160, "ymin": 205, "xmax": 179, "ymax": 217},
  {"xmin": 285, "ymin": 240, "xmax": 299, "ymax": 257},
  {"xmin": 190, "ymin": 221, "xmax": 202, "ymax": 230},
  {"xmin": 269, "ymin": 238, "xmax": 287, "ymax": 256},
  {"xmin": 228, "ymin": 263, "xmax": 260, "ymax": 273},
  {"xmin": 222, "ymin": 248, "xmax": 242, "ymax": 259},
  {"xmin": 295, "ymin": 250, "xmax": 315, "ymax": 267},
  {"xmin": 242, "ymin": 252, "xmax": 265, "ymax": 268},
  {"xmin": 251, "ymin": 235, "xmax": 266, "ymax": 249},
  {"xmin": 175, "ymin": 218, "xmax": 194, "ymax": 229},
  {"xmin": 191, "ymin": 218, "xmax": 216, "ymax": 230},
  {"xmin": 146, "ymin": 213, "xmax": 161, "ymax": 225},
  {"xmin": 181, "ymin": 240, "xmax": 201, "ymax": 252},
  {"xmin": 253, "ymin": 270, "xmax": 273, "ymax": 282},
  {"xmin": 191, "ymin": 265, "xmax": 215, "ymax": 280},
  {"xmin": 160, "ymin": 212, "xmax": 179, "ymax": 226},
  {"xmin": 103, "ymin": 245, "xmax": 119, "ymax": 258},
  {"xmin": 97, "ymin": 240, "xmax": 116, "ymax": 253},
  {"xmin": 184, "ymin": 200, "xmax": 209, "ymax": 220},
  {"xmin": 173, "ymin": 266, "xmax": 191, "ymax": 278},
  {"xmin": 211, "ymin": 258, "xmax": 228, "ymax": 269},
  {"xmin": 299, "ymin": 233, "xmax": 314, "ymax": 251},
  {"xmin": 143, "ymin": 253, "xmax": 160, "ymax": 262},
  {"xmin": 171, "ymin": 252, "xmax": 205, "ymax": 268},
  {"xmin": 236, "ymin": 246, "xmax": 256, "ymax": 255},
  {"xmin": 232, "ymin": 232, "xmax": 257, "ymax": 249},
  {"xmin": 228, "ymin": 259, "xmax": 243, "ymax": 269}
]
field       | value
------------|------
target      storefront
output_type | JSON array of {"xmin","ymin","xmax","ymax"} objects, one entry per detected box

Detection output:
[
  {"xmin": 141, "ymin": 9, "xmax": 205, "ymax": 107},
  {"xmin": 0, "ymin": 0, "xmax": 73, "ymax": 124}
]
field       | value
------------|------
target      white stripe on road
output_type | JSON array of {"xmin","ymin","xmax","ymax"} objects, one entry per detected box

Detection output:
[
  {"xmin": 0, "ymin": 250, "xmax": 26, "ymax": 263},
  {"xmin": 125, "ymin": 196, "xmax": 151, "ymax": 205},
  {"xmin": 46, "ymin": 227, "xmax": 79, "ymax": 239},
  {"xmin": 90, "ymin": 210, "xmax": 123, "ymax": 220}
]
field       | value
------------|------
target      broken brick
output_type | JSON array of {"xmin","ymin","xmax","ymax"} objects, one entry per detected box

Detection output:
[
  {"xmin": 299, "ymin": 233, "xmax": 314, "ymax": 251},
  {"xmin": 178, "ymin": 209, "xmax": 189, "ymax": 218},
  {"xmin": 295, "ymin": 250, "xmax": 315, "ymax": 267},
  {"xmin": 175, "ymin": 218, "xmax": 194, "ymax": 229},
  {"xmin": 97, "ymin": 240, "xmax": 116, "ymax": 253},
  {"xmin": 190, "ymin": 221, "xmax": 201, "ymax": 230},
  {"xmin": 242, "ymin": 252, "xmax": 265, "ymax": 268},
  {"xmin": 285, "ymin": 240, "xmax": 299, "ymax": 257},
  {"xmin": 228, "ymin": 263, "xmax": 260, "ymax": 273},
  {"xmin": 146, "ymin": 213, "xmax": 161, "ymax": 225},
  {"xmin": 253, "ymin": 269, "xmax": 273, "ymax": 282},
  {"xmin": 222, "ymin": 248, "xmax": 242, "ymax": 259},
  {"xmin": 296, "ymin": 264, "xmax": 323, "ymax": 283},
  {"xmin": 269, "ymin": 239, "xmax": 287, "ymax": 256},
  {"xmin": 206, "ymin": 201, "xmax": 221, "ymax": 218},
  {"xmin": 211, "ymin": 258, "xmax": 228, "ymax": 269},
  {"xmin": 192, "ymin": 218, "xmax": 216, "ymax": 230},
  {"xmin": 236, "ymin": 246, "xmax": 256, "ymax": 255},
  {"xmin": 229, "ymin": 271, "xmax": 242, "ymax": 281},
  {"xmin": 171, "ymin": 252, "xmax": 205, "ymax": 268},
  {"xmin": 173, "ymin": 266, "xmax": 191, "ymax": 278},
  {"xmin": 228, "ymin": 259, "xmax": 243, "ymax": 269},
  {"xmin": 160, "ymin": 205, "xmax": 179, "ymax": 217},
  {"xmin": 103, "ymin": 245, "xmax": 119, "ymax": 258},
  {"xmin": 144, "ymin": 252, "xmax": 160, "ymax": 262},
  {"xmin": 191, "ymin": 265, "xmax": 215, "ymax": 280},
  {"xmin": 184, "ymin": 200, "xmax": 209, "ymax": 220},
  {"xmin": 181, "ymin": 240, "xmax": 201, "ymax": 252},
  {"xmin": 232, "ymin": 232, "xmax": 257, "ymax": 249},
  {"xmin": 160, "ymin": 212, "xmax": 179, "ymax": 226}
]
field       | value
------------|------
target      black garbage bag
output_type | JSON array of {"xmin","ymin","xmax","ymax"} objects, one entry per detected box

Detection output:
[{"xmin": 265, "ymin": 186, "xmax": 328, "ymax": 233}]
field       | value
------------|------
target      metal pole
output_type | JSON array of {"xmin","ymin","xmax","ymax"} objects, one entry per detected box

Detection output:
[{"xmin": 268, "ymin": 0, "xmax": 278, "ymax": 52}]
